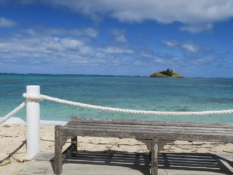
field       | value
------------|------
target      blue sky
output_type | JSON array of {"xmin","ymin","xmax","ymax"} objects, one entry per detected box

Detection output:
[{"xmin": 0, "ymin": 0, "xmax": 233, "ymax": 77}]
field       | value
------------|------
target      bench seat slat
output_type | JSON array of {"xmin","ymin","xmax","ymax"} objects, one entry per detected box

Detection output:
[
  {"xmin": 63, "ymin": 126, "xmax": 233, "ymax": 134},
  {"xmin": 61, "ymin": 126, "xmax": 233, "ymax": 135},
  {"xmin": 59, "ymin": 128, "xmax": 233, "ymax": 142},
  {"xmin": 65, "ymin": 123, "xmax": 233, "ymax": 132},
  {"xmin": 68, "ymin": 118, "xmax": 233, "ymax": 128}
]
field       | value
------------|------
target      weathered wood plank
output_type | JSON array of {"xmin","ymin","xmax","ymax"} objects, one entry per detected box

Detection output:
[
  {"xmin": 61, "ymin": 126, "xmax": 233, "ymax": 137},
  {"xmin": 67, "ymin": 117, "xmax": 233, "ymax": 128},
  {"xmin": 158, "ymin": 140, "xmax": 174, "ymax": 152},
  {"xmin": 59, "ymin": 128, "xmax": 233, "ymax": 143},
  {"xmin": 66, "ymin": 121, "xmax": 233, "ymax": 129},
  {"xmin": 151, "ymin": 138, "xmax": 158, "ymax": 175},
  {"xmin": 61, "ymin": 125, "xmax": 233, "ymax": 135},
  {"xmin": 137, "ymin": 140, "xmax": 152, "ymax": 151},
  {"xmin": 55, "ymin": 125, "xmax": 62, "ymax": 175},
  {"xmin": 60, "ymin": 135, "xmax": 73, "ymax": 147},
  {"xmin": 66, "ymin": 125, "xmax": 233, "ymax": 133},
  {"xmin": 137, "ymin": 139, "xmax": 173, "ymax": 152},
  {"xmin": 62, "ymin": 144, "xmax": 75, "ymax": 159},
  {"xmin": 62, "ymin": 124, "xmax": 233, "ymax": 133},
  {"xmin": 71, "ymin": 136, "xmax": 77, "ymax": 157}
]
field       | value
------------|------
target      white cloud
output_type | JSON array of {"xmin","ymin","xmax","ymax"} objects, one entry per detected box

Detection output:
[
  {"xmin": 0, "ymin": 32, "xmax": 133, "ymax": 71},
  {"xmin": 164, "ymin": 41, "xmax": 176, "ymax": 47},
  {"xmin": 69, "ymin": 28, "xmax": 98, "ymax": 37},
  {"xmin": 98, "ymin": 47, "xmax": 133, "ymax": 54},
  {"xmin": 25, "ymin": 28, "xmax": 37, "ymax": 36},
  {"xmin": 152, "ymin": 55, "xmax": 216, "ymax": 69},
  {"xmin": 78, "ymin": 46, "xmax": 94, "ymax": 54},
  {"xmin": 0, "ymin": 0, "xmax": 8, "ymax": 5},
  {"xmin": 82, "ymin": 28, "xmax": 98, "ymax": 37},
  {"xmin": 154, "ymin": 58, "xmax": 164, "ymax": 64},
  {"xmin": 0, "ymin": 17, "xmax": 17, "ymax": 28},
  {"xmin": 59, "ymin": 38, "xmax": 84, "ymax": 50},
  {"xmin": 141, "ymin": 52, "xmax": 153, "ymax": 58},
  {"xmin": 27, "ymin": 25, "xmax": 98, "ymax": 37},
  {"xmin": 179, "ymin": 23, "xmax": 213, "ymax": 33},
  {"xmin": 116, "ymin": 35, "xmax": 127, "ymax": 42},
  {"xmin": 162, "ymin": 39, "xmax": 211, "ymax": 54},
  {"xmin": 110, "ymin": 28, "xmax": 126, "ymax": 36},
  {"xmin": 182, "ymin": 44, "xmax": 198, "ymax": 53},
  {"xmin": 191, "ymin": 56, "xmax": 214, "ymax": 65},
  {"xmin": 4, "ymin": 1, "xmax": 233, "ymax": 33},
  {"xmin": 0, "ymin": 34, "xmax": 92, "ymax": 63},
  {"xmin": 35, "ymin": 0, "xmax": 233, "ymax": 33}
]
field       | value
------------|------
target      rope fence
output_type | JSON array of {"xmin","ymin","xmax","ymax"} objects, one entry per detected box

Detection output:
[
  {"xmin": 1, "ymin": 86, "xmax": 233, "ymax": 158},
  {"xmin": 2, "ymin": 85, "xmax": 233, "ymax": 161},
  {"xmin": 23, "ymin": 93, "xmax": 233, "ymax": 115},
  {"xmin": 0, "ymin": 102, "xmax": 26, "ymax": 124},
  {"xmin": 2, "ymin": 92, "xmax": 233, "ymax": 125}
]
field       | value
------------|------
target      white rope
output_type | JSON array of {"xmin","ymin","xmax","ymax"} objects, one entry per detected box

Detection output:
[
  {"xmin": 0, "ymin": 102, "xmax": 26, "ymax": 124},
  {"xmin": 22, "ymin": 93, "xmax": 233, "ymax": 115}
]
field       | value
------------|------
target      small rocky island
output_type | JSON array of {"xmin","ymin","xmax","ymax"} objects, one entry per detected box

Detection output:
[{"xmin": 150, "ymin": 69, "xmax": 183, "ymax": 78}]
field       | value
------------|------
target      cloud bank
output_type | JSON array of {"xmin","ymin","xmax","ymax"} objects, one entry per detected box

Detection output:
[
  {"xmin": 23, "ymin": 0, "xmax": 233, "ymax": 33},
  {"xmin": 0, "ymin": 17, "xmax": 17, "ymax": 28},
  {"xmin": 0, "ymin": 23, "xmax": 227, "ymax": 76}
]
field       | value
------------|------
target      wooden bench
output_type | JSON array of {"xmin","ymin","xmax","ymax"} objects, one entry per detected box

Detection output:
[{"xmin": 54, "ymin": 116, "xmax": 233, "ymax": 175}]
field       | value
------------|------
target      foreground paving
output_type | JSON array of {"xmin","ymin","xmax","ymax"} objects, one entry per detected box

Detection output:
[{"xmin": 17, "ymin": 152, "xmax": 233, "ymax": 175}]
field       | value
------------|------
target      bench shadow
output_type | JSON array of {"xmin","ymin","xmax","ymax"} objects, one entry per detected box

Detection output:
[
  {"xmin": 159, "ymin": 153, "xmax": 233, "ymax": 174},
  {"xmin": 48, "ymin": 152, "xmax": 233, "ymax": 175}
]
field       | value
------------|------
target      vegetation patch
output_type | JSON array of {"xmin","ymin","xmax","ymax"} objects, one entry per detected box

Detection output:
[
  {"xmin": 150, "ymin": 69, "xmax": 183, "ymax": 78},
  {"xmin": 160, "ymin": 69, "xmax": 173, "ymax": 76}
]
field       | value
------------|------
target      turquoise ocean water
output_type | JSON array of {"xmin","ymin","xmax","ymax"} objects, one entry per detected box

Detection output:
[{"xmin": 1, "ymin": 74, "xmax": 233, "ymax": 123}]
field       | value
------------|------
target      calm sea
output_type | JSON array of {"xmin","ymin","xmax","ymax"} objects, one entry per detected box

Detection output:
[{"xmin": 1, "ymin": 74, "xmax": 233, "ymax": 123}]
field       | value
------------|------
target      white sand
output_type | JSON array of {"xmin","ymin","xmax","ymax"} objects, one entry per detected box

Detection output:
[
  {"xmin": 0, "ymin": 124, "xmax": 233, "ymax": 175},
  {"xmin": 0, "ymin": 117, "xmax": 67, "ymax": 126}
]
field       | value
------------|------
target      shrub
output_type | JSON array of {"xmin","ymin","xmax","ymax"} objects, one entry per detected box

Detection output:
[{"xmin": 160, "ymin": 68, "xmax": 173, "ymax": 76}]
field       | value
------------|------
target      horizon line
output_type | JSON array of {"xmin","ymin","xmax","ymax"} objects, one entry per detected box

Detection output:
[{"xmin": 0, "ymin": 72, "xmax": 233, "ymax": 79}]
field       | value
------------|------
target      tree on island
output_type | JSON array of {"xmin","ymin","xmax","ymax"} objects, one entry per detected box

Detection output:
[{"xmin": 160, "ymin": 68, "xmax": 173, "ymax": 76}]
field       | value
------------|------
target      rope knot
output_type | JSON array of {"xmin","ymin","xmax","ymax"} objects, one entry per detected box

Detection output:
[{"xmin": 22, "ymin": 93, "xmax": 44, "ymax": 101}]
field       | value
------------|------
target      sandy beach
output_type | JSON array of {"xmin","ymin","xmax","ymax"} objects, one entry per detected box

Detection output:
[{"xmin": 1, "ymin": 124, "xmax": 233, "ymax": 175}]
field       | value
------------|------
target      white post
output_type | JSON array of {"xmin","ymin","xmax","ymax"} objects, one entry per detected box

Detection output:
[{"xmin": 26, "ymin": 85, "xmax": 40, "ymax": 158}]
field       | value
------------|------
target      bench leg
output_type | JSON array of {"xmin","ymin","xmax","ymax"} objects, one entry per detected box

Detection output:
[
  {"xmin": 71, "ymin": 136, "xmax": 77, "ymax": 157},
  {"xmin": 149, "ymin": 151, "xmax": 151, "ymax": 162},
  {"xmin": 151, "ymin": 138, "xmax": 158, "ymax": 175},
  {"xmin": 55, "ymin": 126, "xmax": 62, "ymax": 175}
]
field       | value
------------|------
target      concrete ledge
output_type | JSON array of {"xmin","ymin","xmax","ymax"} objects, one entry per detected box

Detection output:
[{"xmin": 17, "ymin": 152, "xmax": 233, "ymax": 175}]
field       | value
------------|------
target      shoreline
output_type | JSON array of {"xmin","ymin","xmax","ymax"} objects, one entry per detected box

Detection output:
[{"xmin": 1, "ymin": 124, "xmax": 233, "ymax": 175}]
